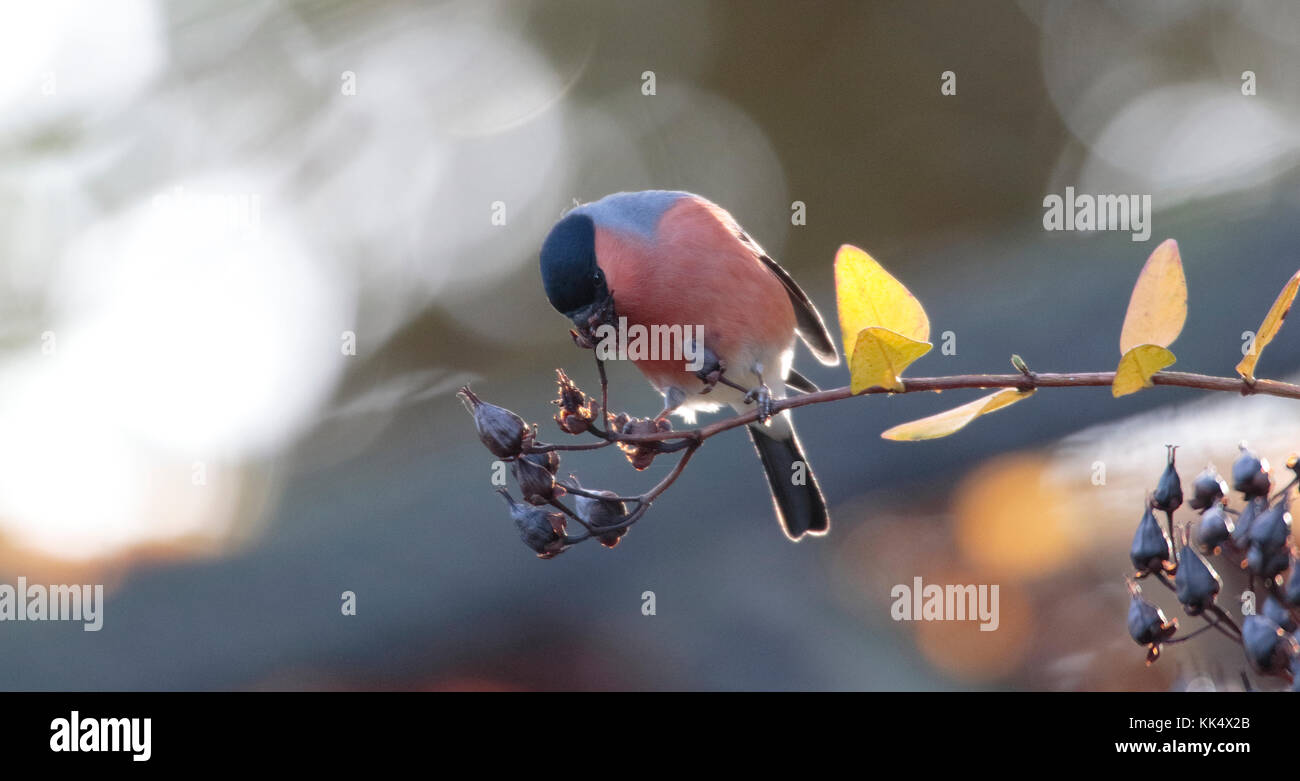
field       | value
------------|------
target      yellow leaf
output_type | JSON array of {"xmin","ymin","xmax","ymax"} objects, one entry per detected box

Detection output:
[
  {"xmin": 881, "ymin": 388, "xmax": 1035, "ymax": 441},
  {"xmin": 834, "ymin": 244, "xmax": 929, "ymax": 362},
  {"xmin": 1236, "ymin": 269, "xmax": 1300, "ymax": 382},
  {"xmin": 850, "ymin": 327, "xmax": 932, "ymax": 393},
  {"xmin": 1112, "ymin": 344, "xmax": 1176, "ymax": 398},
  {"xmin": 1119, "ymin": 239, "xmax": 1186, "ymax": 354}
]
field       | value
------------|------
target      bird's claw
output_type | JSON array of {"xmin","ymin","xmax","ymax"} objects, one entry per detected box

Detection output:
[{"xmin": 745, "ymin": 383, "xmax": 774, "ymax": 424}]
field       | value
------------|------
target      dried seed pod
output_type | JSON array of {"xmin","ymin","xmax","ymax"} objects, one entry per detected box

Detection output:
[
  {"xmin": 1195, "ymin": 501, "xmax": 1233, "ymax": 553},
  {"xmin": 1231, "ymin": 497, "xmax": 1265, "ymax": 548},
  {"xmin": 1285, "ymin": 557, "xmax": 1300, "ymax": 605},
  {"xmin": 556, "ymin": 410, "xmax": 591, "ymax": 435},
  {"xmin": 512, "ymin": 456, "xmax": 558, "ymax": 505},
  {"xmin": 1189, "ymin": 466, "xmax": 1228, "ymax": 511},
  {"xmin": 1130, "ymin": 504, "xmax": 1172, "ymax": 576},
  {"xmin": 498, "ymin": 490, "xmax": 566, "ymax": 558},
  {"xmin": 1126, "ymin": 583, "xmax": 1177, "ymax": 664},
  {"xmin": 1247, "ymin": 543, "xmax": 1290, "ymax": 579},
  {"xmin": 522, "ymin": 447, "xmax": 561, "ymax": 475},
  {"xmin": 553, "ymin": 369, "xmax": 598, "ymax": 435},
  {"xmin": 1262, "ymin": 595, "xmax": 1297, "ymax": 633},
  {"xmin": 1151, "ymin": 445, "xmax": 1183, "ymax": 513},
  {"xmin": 1241, "ymin": 614, "xmax": 1294, "ymax": 674},
  {"xmin": 574, "ymin": 483, "xmax": 630, "ymax": 548},
  {"xmin": 1174, "ymin": 545, "xmax": 1221, "ymax": 616},
  {"xmin": 459, "ymin": 387, "xmax": 528, "ymax": 459},
  {"xmin": 617, "ymin": 417, "xmax": 670, "ymax": 471},
  {"xmin": 1248, "ymin": 499, "xmax": 1291, "ymax": 555},
  {"xmin": 630, "ymin": 450, "xmax": 657, "ymax": 471},
  {"xmin": 1232, "ymin": 445, "xmax": 1271, "ymax": 498}
]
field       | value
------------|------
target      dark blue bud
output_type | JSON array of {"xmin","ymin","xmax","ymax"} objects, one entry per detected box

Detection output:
[
  {"xmin": 1231, "ymin": 497, "xmax": 1265, "ymax": 548},
  {"xmin": 1284, "ymin": 557, "xmax": 1300, "ymax": 606},
  {"xmin": 574, "ymin": 487, "xmax": 630, "ymax": 549},
  {"xmin": 1232, "ymin": 446, "xmax": 1271, "ymax": 498},
  {"xmin": 1127, "ymin": 594, "xmax": 1174, "ymax": 646},
  {"xmin": 1174, "ymin": 546, "xmax": 1221, "ymax": 615},
  {"xmin": 499, "ymin": 490, "xmax": 566, "ymax": 558},
  {"xmin": 511, "ymin": 456, "xmax": 557, "ymax": 505},
  {"xmin": 460, "ymin": 386, "xmax": 528, "ymax": 459},
  {"xmin": 1262, "ymin": 595, "xmax": 1297, "ymax": 633},
  {"xmin": 1248, "ymin": 500, "xmax": 1291, "ymax": 555},
  {"xmin": 1242, "ymin": 614, "xmax": 1288, "ymax": 673},
  {"xmin": 1189, "ymin": 467, "xmax": 1227, "ymax": 511},
  {"xmin": 1247, "ymin": 543, "xmax": 1290, "ymax": 578},
  {"xmin": 1152, "ymin": 446, "xmax": 1182, "ymax": 513},
  {"xmin": 1195, "ymin": 502, "xmax": 1233, "ymax": 552},
  {"xmin": 1130, "ymin": 504, "xmax": 1171, "ymax": 575},
  {"xmin": 522, "ymin": 447, "xmax": 561, "ymax": 475}
]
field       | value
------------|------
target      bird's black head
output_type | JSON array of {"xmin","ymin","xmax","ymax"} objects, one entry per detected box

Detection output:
[{"xmin": 539, "ymin": 212, "xmax": 610, "ymax": 325}]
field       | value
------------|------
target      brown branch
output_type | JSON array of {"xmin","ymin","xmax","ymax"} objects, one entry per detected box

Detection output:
[
  {"xmin": 511, "ymin": 367, "xmax": 1300, "ymax": 552},
  {"xmin": 537, "ymin": 370, "xmax": 1300, "ymax": 451}
]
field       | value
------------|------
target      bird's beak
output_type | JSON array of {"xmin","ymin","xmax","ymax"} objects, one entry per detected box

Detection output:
[{"xmin": 567, "ymin": 282, "xmax": 615, "ymax": 346}]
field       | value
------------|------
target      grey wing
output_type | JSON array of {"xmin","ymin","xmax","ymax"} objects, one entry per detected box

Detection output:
[
  {"xmin": 756, "ymin": 252, "xmax": 839, "ymax": 366},
  {"xmin": 731, "ymin": 226, "xmax": 839, "ymax": 366}
]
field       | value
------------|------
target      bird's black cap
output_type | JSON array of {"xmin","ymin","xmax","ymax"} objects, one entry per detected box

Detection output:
[{"xmin": 540, "ymin": 212, "xmax": 604, "ymax": 320}]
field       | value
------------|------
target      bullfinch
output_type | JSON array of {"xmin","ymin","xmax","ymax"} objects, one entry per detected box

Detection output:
[{"xmin": 539, "ymin": 190, "xmax": 839, "ymax": 540}]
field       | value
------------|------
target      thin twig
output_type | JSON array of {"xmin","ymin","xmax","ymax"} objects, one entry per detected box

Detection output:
[
  {"xmin": 1209, "ymin": 605, "xmax": 1243, "ymax": 637},
  {"xmin": 1164, "ymin": 509, "xmax": 1178, "ymax": 574},
  {"xmin": 1270, "ymin": 475, "xmax": 1299, "ymax": 504},
  {"xmin": 604, "ymin": 370, "xmax": 1300, "ymax": 446},
  {"xmin": 548, "ymin": 497, "xmax": 594, "ymax": 534},
  {"xmin": 1166, "ymin": 619, "xmax": 1224, "ymax": 644},
  {"xmin": 556, "ymin": 479, "xmax": 643, "ymax": 505},
  {"xmin": 527, "ymin": 439, "xmax": 614, "ymax": 453},
  {"xmin": 518, "ymin": 367, "xmax": 1300, "ymax": 544},
  {"xmin": 510, "ymin": 364, "xmax": 1300, "ymax": 585}
]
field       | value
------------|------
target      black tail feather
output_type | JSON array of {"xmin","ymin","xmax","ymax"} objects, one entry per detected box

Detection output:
[
  {"xmin": 784, "ymin": 367, "xmax": 820, "ymax": 394},
  {"xmin": 746, "ymin": 423, "xmax": 830, "ymax": 540}
]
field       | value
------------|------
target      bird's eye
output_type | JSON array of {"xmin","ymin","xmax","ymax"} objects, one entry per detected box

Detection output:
[{"xmin": 592, "ymin": 270, "xmax": 603, "ymax": 283}]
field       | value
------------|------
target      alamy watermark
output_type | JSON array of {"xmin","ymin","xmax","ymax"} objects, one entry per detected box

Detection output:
[
  {"xmin": 152, "ymin": 185, "xmax": 261, "ymax": 239},
  {"xmin": 50, "ymin": 711, "xmax": 150, "ymax": 761},
  {"xmin": 1043, "ymin": 186, "xmax": 1152, "ymax": 241},
  {"xmin": 890, "ymin": 576, "xmax": 999, "ymax": 631},
  {"xmin": 0, "ymin": 577, "xmax": 103, "ymax": 631},
  {"xmin": 592, "ymin": 317, "xmax": 705, "ymax": 372}
]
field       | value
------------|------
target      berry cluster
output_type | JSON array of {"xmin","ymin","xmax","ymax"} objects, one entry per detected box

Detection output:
[
  {"xmin": 1127, "ymin": 443, "xmax": 1300, "ymax": 687},
  {"xmin": 459, "ymin": 373, "xmax": 683, "ymax": 558}
]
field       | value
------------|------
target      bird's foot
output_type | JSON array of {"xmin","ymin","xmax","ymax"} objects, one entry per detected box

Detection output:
[{"xmin": 744, "ymin": 383, "xmax": 775, "ymax": 424}]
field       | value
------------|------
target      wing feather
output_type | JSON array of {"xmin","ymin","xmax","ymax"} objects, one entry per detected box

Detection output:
[{"xmin": 755, "ymin": 251, "xmax": 839, "ymax": 366}]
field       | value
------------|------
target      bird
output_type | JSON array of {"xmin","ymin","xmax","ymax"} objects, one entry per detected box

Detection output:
[{"xmin": 538, "ymin": 190, "xmax": 840, "ymax": 540}]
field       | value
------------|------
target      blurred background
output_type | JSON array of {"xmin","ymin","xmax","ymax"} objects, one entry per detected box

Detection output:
[{"xmin": 3, "ymin": 0, "xmax": 1300, "ymax": 690}]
